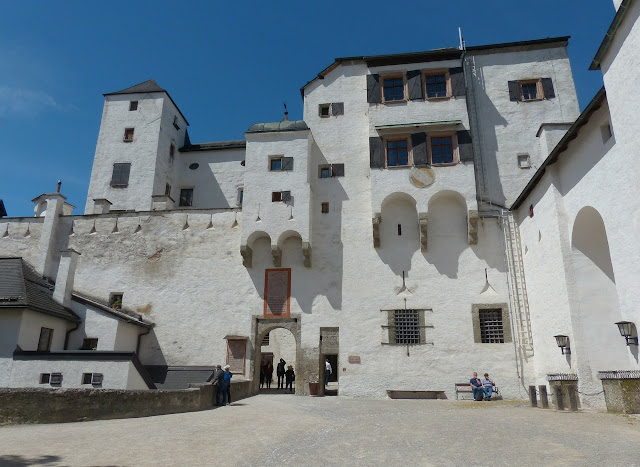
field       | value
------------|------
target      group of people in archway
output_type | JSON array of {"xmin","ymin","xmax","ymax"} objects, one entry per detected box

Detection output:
[{"xmin": 260, "ymin": 358, "xmax": 295, "ymax": 392}]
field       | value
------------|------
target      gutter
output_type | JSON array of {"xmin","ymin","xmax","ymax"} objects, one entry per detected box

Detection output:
[
  {"xmin": 590, "ymin": 0, "xmax": 632, "ymax": 70},
  {"xmin": 64, "ymin": 321, "xmax": 80, "ymax": 350},
  {"xmin": 137, "ymin": 327, "xmax": 152, "ymax": 356}
]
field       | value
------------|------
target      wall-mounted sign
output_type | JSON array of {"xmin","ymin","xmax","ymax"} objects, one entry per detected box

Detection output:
[
  {"xmin": 348, "ymin": 355, "xmax": 361, "ymax": 364},
  {"xmin": 264, "ymin": 268, "xmax": 291, "ymax": 317}
]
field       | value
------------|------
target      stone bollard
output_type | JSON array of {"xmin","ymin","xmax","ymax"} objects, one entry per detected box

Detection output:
[
  {"xmin": 529, "ymin": 385, "xmax": 538, "ymax": 407},
  {"xmin": 554, "ymin": 385, "xmax": 564, "ymax": 411},
  {"xmin": 539, "ymin": 385, "xmax": 549, "ymax": 409},
  {"xmin": 567, "ymin": 385, "xmax": 579, "ymax": 412}
]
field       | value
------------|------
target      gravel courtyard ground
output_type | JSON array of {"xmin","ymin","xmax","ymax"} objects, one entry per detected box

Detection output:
[{"xmin": 1, "ymin": 395, "xmax": 639, "ymax": 466}]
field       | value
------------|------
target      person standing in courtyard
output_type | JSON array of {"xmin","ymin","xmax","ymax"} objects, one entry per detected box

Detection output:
[
  {"xmin": 470, "ymin": 372, "xmax": 483, "ymax": 401},
  {"xmin": 277, "ymin": 358, "xmax": 286, "ymax": 389},
  {"xmin": 223, "ymin": 365, "xmax": 233, "ymax": 405},
  {"xmin": 285, "ymin": 364, "xmax": 295, "ymax": 393},
  {"xmin": 325, "ymin": 358, "xmax": 332, "ymax": 387},
  {"xmin": 260, "ymin": 360, "xmax": 266, "ymax": 389},
  {"xmin": 482, "ymin": 373, "xmax": 495, "ymax": 400},
  {"xmin": 212, "ymin": 365, "xmax": 225, "ymax": 406},
  {"xmin": 265, "ymin": 360, "xmax": 273, "ymax": 388}
]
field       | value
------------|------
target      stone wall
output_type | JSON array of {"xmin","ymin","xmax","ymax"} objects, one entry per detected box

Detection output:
[{"xmin": 0, "ymin": 380, "xmax": 253, "ymax": 425}]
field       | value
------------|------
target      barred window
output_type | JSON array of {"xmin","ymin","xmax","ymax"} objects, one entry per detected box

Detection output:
[
  {"xmin": 479, "ymin": 309, "xmax": 504, "ymax": 343},
  {"xmin": 394, "ymin": 309, "xmax": 420, "ymax": 344}
]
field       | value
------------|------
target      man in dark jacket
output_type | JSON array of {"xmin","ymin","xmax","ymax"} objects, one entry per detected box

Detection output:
[
  {"xmin": 212, "ymin": 365, "xmax": 225, "ymax": 405},
  {"xmin": 276, "ymin": 358, "xmax": 286, "ymax": 389}
]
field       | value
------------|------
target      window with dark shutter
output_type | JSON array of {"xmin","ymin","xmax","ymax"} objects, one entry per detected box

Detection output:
[
  {"xmin": 272, "ymin": 192, "xmax": 282, "ymax": 202},
  {"xmin": 281, "ymin": 191, "xmax": 291, "ymax": 202},
  {"xmin": 110, "ymin": 163, "xmax": 131, "ymax": 187},
  {"xmin": 319, "ymin": 166, "xmax": 331, "ymax": 178},
  {"xmin": 407, "ymin": 70, "xmax": 423, "ymax": 100},
  {"xmin": 331, "ymin": 102, "xmax": 344, "ymax": 116},
  {"xmin": 82, "ymin": 373, "xmax": 92, "ymax": 384},
  {"xmin": 367, "ymin": 74, "xmax": 381, "ymax": 104},
  {"xmin": 369, "ymin": 137, "xmax": 384, "ymax": 168},
  {"xmin": 541, "ymin": 78, "xmax": 555, "ymax": 99},
  {"xmin": 449, "ymin": 67, "xmax": 465, "ymax": 97},
  {"xmin": 508, "ymin": 81, "xmax": 520, "ymax": 101},
  {"xmin": 331, "ymin": 163, "xmax": 345, "ymax": 177},
  {"xmin": 270, "ymin": 157, "xmax": 283, "ymax": 171},
  {"xmin": 281, "ymin": 157, "xmax": 294, "ymax": 171},
  {"xmin": 411, "ymin": 133, "xmax": 428, "ymax": 166},
  {"xmin": 457, "ymin": 130, "xmax": 474, "ymax": 162}
]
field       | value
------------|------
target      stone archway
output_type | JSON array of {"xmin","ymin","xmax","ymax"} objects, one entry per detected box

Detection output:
[{"xmin": 251, "ymin": 315, "xmax": 308, "ymax": 394}]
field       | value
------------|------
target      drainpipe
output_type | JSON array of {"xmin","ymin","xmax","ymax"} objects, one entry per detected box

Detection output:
[
  {"xmin": 64, "ymin": 322, "xmax": 80, "ymax": 350},
  {"xmin": 137, "ymin": 328, "xmax": 151, "ymax": 356}
]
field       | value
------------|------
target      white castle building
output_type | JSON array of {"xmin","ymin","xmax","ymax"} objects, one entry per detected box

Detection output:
[{"xmin": 1, "ymin": 0, "xmax": 639, "ymax": 408}]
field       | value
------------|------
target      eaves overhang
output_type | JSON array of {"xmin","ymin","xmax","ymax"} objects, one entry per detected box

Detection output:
[
  {"xmin": 590, "ymin": 0, "xmax": 633, "ymax": 70},
  {"xmin": 375, "ymin": 120, "xmax": 462, "ymax": 133}
]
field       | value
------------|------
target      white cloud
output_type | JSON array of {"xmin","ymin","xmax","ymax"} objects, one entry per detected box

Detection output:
[{"xmin": 0, "ymin": 85, "xmax": 62, "ymax": 118}]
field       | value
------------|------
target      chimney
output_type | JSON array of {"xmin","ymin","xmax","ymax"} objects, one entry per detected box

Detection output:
[
  {"xmin": 54, "ymin": 249, "xmax": 81, "ymax": 308},
  {"xmin": 93, "ymin": 198, "xmax": 112, "ymax": 214},
  {"xmin": 283, "ymin": 102, "xmax": 289, "ymax": 121}
]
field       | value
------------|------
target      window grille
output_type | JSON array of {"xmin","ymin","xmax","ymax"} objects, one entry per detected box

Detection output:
[
  {"xmin": 262, "ymin": 332, "xmax": 270, "ymax": 346},
  {"xmin": 479, "ymin": 309, "xmax": 504, "ymax": 343},
  {"xmin": 394, "ymin": 309, "xmax": 420, "ymax": 344}
]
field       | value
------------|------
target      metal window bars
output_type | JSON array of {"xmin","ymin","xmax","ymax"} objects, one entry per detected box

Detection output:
[
  {"xmin": 479, "ymin": 309, "xmax": 504, "ymax": 343},
  {"xmin": 394, "ymin": 309, "xmax": 420, "ymax": 344}
]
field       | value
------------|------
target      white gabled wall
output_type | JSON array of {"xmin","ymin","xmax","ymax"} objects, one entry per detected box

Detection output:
[{"xmin": 17, "ymin": 310, "xmax": 71, "ymax": 351}]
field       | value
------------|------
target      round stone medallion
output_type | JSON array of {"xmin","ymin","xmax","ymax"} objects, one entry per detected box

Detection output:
[{"xmin": 409, "ymin": 167, "xmax": 435, "ymax": 188}]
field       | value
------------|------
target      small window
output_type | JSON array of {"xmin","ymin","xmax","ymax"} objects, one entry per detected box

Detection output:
[
  {"xmin": 272, "ymin": 191, "xmax": 282, "ymax": 202},
  {"xmin": 109, "ymin": 293, "xmax": 123, "ymax": 310},
  {"xmin": 40, "ymin": 373, "xmax": 50, "ymax": 384},
  {"xmin": 81, "ymin": 338, "xmax": 98, "ymax": 350},
  {"xmin": 129, "ymin": 101, "xmax": 138, "ymax": 111},
  {"xmin": 517, "ymin": 154, "xmax": 531, "ymax": 169},
  {"xmin": 321, "ymin": 202, "xmax": 329, "ymax": 214},
  {"xmin": 529, "ymin": 204, "xmax": 534, "ymax": 218},
  {"xmin": 262, "ymin": 332, "xmax": 270, "ymax": 346},
  {"xmin": 319, "ymin": 104, "xmax": 331, "ymax": 118},
  {"xmin": 382, "ymin": 76, "xmax": 405, "ymax": 102},
  {"xmin": 50, "ymin": 373, "xmax": 62, "ymax": 385},
  {"xmin": 165, "ymin": 183, "xmax": 172, "ymax": 196},
  {"xmin": 430, "ymin": 136, "xmax": 454, "ymax": 165},
  {"xmin": 425, "ymin": 73, "xmax": 447, "ymax": 98},
  {"xmin": 397, "ymin": 224, "xmax": 402, "ymax": 236},
  {"xmin": 82, "ymin": 373, "xmax": 92, "ymax": 384},
  {"xmin": 179, "ymin": 188, "xmax": 193, "ymax": 207},
  {"xmin": 393, "ymin": 310, "xmax": 422, "ymax": 344},
  {"xmin": 237, "ymin": 187, "xmax": 244, "ymax": 206},
  {"xmin": 173, "ymin": 116, "xmax": 180, "ymax": 130},
  {"xmin": 386, "ymin": 139, "xmax": 409, "ymax": 167},
  {"xmin": 37, "ymin": 327, "xmax": 53, "ymax": 351},
  {"xmin": 92, "ymin": 373, "xmax": 103, "ymax": 385},
  {"xmin": 123, "ymin": 128, "xmax": 134, "ymax": 142},
  {"xmin": 601, "ymin": 123, "xmax": 613, "ymax": 143},
  {"xmin": 521, "ymin": 82, "xmax": 538, "ymax": 101},
  {"xmin": 320, "ymin": 167, "xmax": 331, "ymax": 178},
  {"xmin": 318, "ymin": 164, "xmax": 345, "ymax": 178},
  {"xmin": 110, "ymin": 163, "xmax": 131, "ymax": 187},
  {"xmin": 479, "ymin": 309, "xmax": 505, "ymax": 343},
  {"xmin": 170, "ymin": 142, "xmax": 175, "ymax": 157},
  {"xmin": 270, "ymin": 157, "xmax": 282, "ymax": 171}
]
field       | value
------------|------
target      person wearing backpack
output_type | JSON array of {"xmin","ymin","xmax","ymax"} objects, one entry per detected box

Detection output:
[{"xmin": 222, "ymin": 365, "xmax": 233, "ymax": 405}]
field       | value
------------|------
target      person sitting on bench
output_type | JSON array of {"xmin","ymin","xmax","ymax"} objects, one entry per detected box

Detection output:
[
  {"xmin": 482, "ymin": 373, "xmax": 496, "ymax": 400},
  {"xmin": 470, "ymin": 372, "xmax": 483, "ymax": 400}
]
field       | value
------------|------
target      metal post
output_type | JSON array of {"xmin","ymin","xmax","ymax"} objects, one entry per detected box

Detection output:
[
  {"xmin": 539, "ymin": 385, "xmax": 549, "ymax": 409},
  {"xmin": 567, "ymin": 385, "xmax": 579, "ymax": 412},
  {"xmin": 554, "ymin": 385, "xmax": 564, "ymax": 411},
  {"xmin": 529, "ymin": 385, "xmax": 537, "ymax": 407}
]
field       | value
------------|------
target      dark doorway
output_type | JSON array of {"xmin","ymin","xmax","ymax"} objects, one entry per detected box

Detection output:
[{"xmin": 326, "ymin": 354, "xmax": 338, "ymax": 382}]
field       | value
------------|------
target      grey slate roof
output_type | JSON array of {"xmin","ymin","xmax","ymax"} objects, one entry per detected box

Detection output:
[
  {"xmin": 246, "ymin": 120, "xmax": 309, "ymax": 134},
  {"xmin": 180, "ymin": 140, "xmax": 246, "ymax": 152},
  {"xmin": 104, "ymin": 79, "xmax": 166, "ymax": 96},
  {"xmin": 0, "ymin": 257, "xmax": 79, "ymax": 322}
]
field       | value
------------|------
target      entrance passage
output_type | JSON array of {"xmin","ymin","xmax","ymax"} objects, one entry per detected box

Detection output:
[{"xmin": 258, "ymin": 327, "xmax": 297, "ymax": 394}]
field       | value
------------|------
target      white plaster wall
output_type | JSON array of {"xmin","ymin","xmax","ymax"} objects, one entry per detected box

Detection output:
[
  {"xmin": 114, "ymin": 321, "xmax": 140, "ymax": 352},
  {"xmin": 175, "ymin": 148, "xmax": 245, "ymax": 208},
  {"xmin": 17, "ymin": 309, "xmax": 70, "ymax": 351},
  {"xmin": 260, "ymin": 328, "xmax": 296, "ymax": 366},
  {"xmin": 84, "ymin": 93, "xmax": 165, "ymax": 213},
  {"xmin": 126, "ymin": 361, "xmax": 149, "ymax": 389},
  {"xmin": 0, "ymin": 219, "xmax": 43, "ymax": 265},
  {"xmin": 66, "ymin": 301, "xmax": 139, "ymax": 352},
  {"xmin": 0, "ymin": 310, "xmax": 23, "ymax": 386},
  {"xmin": 242, "ymin": 132, "xmax": 311, "ymax": 245},
  {"xmin": 8, "ymin": 359, "xmax": 141, "ymax": 389},
  {"xmin": 467, "ymin": 46, "xmax": 580, "ymax": 207}
]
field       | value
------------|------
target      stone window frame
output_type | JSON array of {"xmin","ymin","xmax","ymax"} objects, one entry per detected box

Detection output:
[
  {"xmin": 123, "ymin": 127, "xmax": 134, "ymax": 142},
  {"xmin": 427, "ymin": 131, "xmax": 459, "ymax": 166},
  {"xmin": 519, "ymin": 79, "xmax": 544, "ymax": 102},
  {"xmin": 384, "ymin": 135, "xmax": 412, "ymax": 168},
  {"xmin": 423, "ymin": 69, "xmax": 452, "ymax": 100},
  {"xmin": 381, "ymin": 308, "xmax": 431, "ymax": 345},
  {"xmin": 517, "ymin": 153, "xmax": 531, "ymax": 169},
  {"xmin": 318, "ymin": 103, "xmax": 331, "ymax": 118},
  {"xmin": 381, "ymin": 72, "xmax": 407, "ymax": 103},
  {"xmin": 471, "ymin": 303, "xmax": 512, "ymax": 344},
  {"xmin": 37, "ymin": 327, "xmax": 53, "ymax": 352}
]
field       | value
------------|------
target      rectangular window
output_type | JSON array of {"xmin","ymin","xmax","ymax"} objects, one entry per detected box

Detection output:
[
  {"xmin": 37, "ymin": 327, "xmax": 53, "ymax": 351},
  {"xmin": 521, "ymin": 82, "xmax": 538, "ymax": 101},
  {"xmin": 386, "ymin": 139, "xmax": 409, "ymax": 167},
  {"xmin": 383, "ymin": 76, "xmax": 405, "ymax": 102},
  {"xmin": 81, "ymin": 338, "xmax": 98, "ymax": 350},
  {"xmin": 226, "ymin": 338, "xmax": 247, "ymax": 374},
  {"xmin": 320, "ymin": 167, "xmax": 331, "ymax": 178},
  {"xmin": 50, "ymin": 373, "xmax": 62, "ymax": 385},
  {"xmin": 430, "ymin": 136, "xmax": 454, "ymax": 165},
  {"xmin": 517, "ymin": 154, "xmax": 531, "ymax": 169},
  {"xmin": 40, "ymin": 373, "xmax": 50, "ymax": 384},
  {"xmin": 110, "ymin": 163, "xmax": 131, "ymax": 187},
  {"xmin": 123, "ymin": 128, "xmax": 134, "ymax": 142},
  {"xmin": 270, "ymin": 157, "xmax": 283, "ymax": 171},
  {"xmin": 165, "ymin": 183, "xmax": 172, "ymax": 196},
  {"xmin": 321, "ymin": 202, "xmax": 329, "ymax": 214},
  {"xmin": 129, "ymin": 101, "xmax": 138, "ymax": 111},
  {"xmin": 272, "ymin": 191, "xmax": 282, "ymax": 202},
  {"xmin": 319, "ymin": 104, "xmax": 330, "ymax": 117},
  {"xmin": 318, "ymin": 164, "xmax": 345, "ymax": 178},
  {"xmin": 109, "ymin": 293, "xmax": 123, "ymax": 310},
  {"xmin": 237, "ymin": 187, "xmax": 244, "ymax": 206},
  {"xmin": 179, "ymin": 188, "xmax": 193, "ymax": 207},
  {"xmin": 262, "ymin": 332, "xmax": 270, "ymax": 346},
  {"xmin": 425, "ymin": 73, "xmax": 447, "ymax": 98},
  {"xmin": 479, "ymin": 309, "xmax": 505, "ymax": 343},
  {"xmin": 394, "ymin": 310, "xmax": 420, "ymax": 344},
  {"xmin": 82, "ymin": 373, "xmax": 92, "ymax": 384}
]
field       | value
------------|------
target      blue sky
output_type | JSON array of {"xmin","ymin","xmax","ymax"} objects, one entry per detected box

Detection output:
[{"xmin": 0, "ymin": 0, "xmax": 614, "ymax": 217}]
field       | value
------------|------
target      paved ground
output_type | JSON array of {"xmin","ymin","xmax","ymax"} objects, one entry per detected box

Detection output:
[{"xmin": 1, "ymin": 395, "xmax": 640, "ymax": 466}]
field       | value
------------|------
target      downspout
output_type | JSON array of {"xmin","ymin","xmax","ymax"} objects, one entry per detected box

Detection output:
[
  {"xmin": 64, "ymin": 321, "xmax": 80, "ymax": 350},
  {"xmin": 136, "ymin": 327, "xmax": 151, "ymax": 355}
]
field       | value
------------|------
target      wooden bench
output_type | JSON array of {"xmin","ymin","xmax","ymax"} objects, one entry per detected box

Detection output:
[{"xmin": 455, "ymin": 383, "xmax": 499, "ymax": 400}]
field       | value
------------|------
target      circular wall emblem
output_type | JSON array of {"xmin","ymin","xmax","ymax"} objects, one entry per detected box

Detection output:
[{"xmin": 409, "ymin": 167, "xmax": 435, "ymax": 188}]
